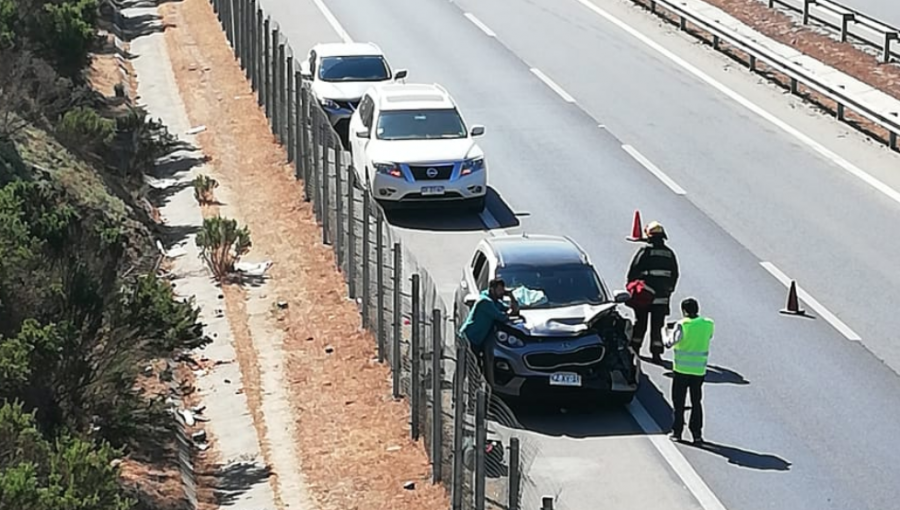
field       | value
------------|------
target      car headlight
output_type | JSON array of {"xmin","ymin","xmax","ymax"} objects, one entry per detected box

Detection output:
[
  {"xmin": 460, "ymin": 157, "xmax": 485, "ymax": 176},
  {"xmin": 496, "ymin": 330, "xmax": 524, "ymax": 348},
  {"xmin": 321, "ymin": 98, "xmax": 339, "ymax": 109},
  {"xmin": 373, "ymin": 162, "xmax": 403, "ymax": 178}
]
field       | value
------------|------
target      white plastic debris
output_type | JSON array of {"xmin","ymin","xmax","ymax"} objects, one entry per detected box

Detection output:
[
  {"xmin": 234, "ymin": 260, "xmax": 274, "ymax": 278},
  {"xmin": 185, "ymin": 125, "xmax": 207, "ymax": 135}
]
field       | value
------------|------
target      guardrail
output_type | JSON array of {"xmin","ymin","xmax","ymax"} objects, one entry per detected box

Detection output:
[
  {"xmin": 766, "ymin": 0, "xmax": 899, "ymax": 63},
  {"xmin": 635, "ymin": 0, "xmax": 900, "ymax": 150}
]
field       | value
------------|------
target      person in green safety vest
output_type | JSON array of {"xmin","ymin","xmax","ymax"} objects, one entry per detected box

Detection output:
[{"xmin": 665, "ymin": 297, "xmax": 714, "ymax": 444}]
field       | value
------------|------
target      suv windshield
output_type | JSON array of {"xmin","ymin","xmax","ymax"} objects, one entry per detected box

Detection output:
[
  {"xmin": 375, "ymin": 109, "xmax": 467, "ymax": 140},
  {"xmin": 318, "ymin": 55, "xmax": 389, "ymax": 82},
  {"xmin": 497, "ymin": 265, "xmax": 607, "ymax": 309}
]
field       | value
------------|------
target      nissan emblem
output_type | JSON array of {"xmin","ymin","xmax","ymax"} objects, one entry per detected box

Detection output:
[{"xmin": 426, "ymin": 167, "xmax": 439, "ymax": 178}]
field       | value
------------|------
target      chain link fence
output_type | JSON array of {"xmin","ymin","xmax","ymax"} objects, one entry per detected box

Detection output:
[{"xmin": 206, "ymin": 0, "xmax": 563, "ymax": 508}]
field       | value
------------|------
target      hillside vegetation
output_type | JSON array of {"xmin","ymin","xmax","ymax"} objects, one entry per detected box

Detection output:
[{"xmin": 0, "ymin": 0, "xmax": 210, "ymax": 508}]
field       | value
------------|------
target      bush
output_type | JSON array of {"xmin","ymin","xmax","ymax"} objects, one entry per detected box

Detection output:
[
  {"xmin": 56, "ymin": 106, "xmax": 116, "ymax": 153},
  {"xmin": 35, "ymin": 0, "xmax": 100, "ymax": 78},
  {"xmin": 0, "ymin": 401, "xmax": 134, "ymax": 510},
  {"xmin": 192, "ymin": 174, "xmax": 219, "ymax": 205},
  {"xmin": 195, "ymin": 216, "xmax": 251, "ymax": 280}
]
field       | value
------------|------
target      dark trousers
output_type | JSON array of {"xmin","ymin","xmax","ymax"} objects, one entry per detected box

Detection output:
[
  {"xmin": 672, "ymin": 372, "xmax": 705, "ymax": 438},
  {"xmin": 469, "ymin": 335, "xmax": 496, "ymax": 387},
  {"xmin": 632, "ymin": 305, "xmax": 667, "ymax": 355}
]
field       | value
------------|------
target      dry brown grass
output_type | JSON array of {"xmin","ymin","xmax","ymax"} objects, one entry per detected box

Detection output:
[{"xmin": 157, "ymin": 0, "xmax": 449, "ymax": 509}]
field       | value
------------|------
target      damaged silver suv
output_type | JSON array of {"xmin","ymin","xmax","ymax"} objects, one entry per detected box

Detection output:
[{"xmin": 453, "ymin": 234, "xmax": 640, "ymax": 405}]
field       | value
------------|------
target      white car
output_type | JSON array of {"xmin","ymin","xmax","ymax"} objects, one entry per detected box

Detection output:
[
  {"xmin": 348, "ymin": 83, "xmax": 488, "ymax": 212},
  {"xmin": 300, "ymin": 43, "xmax": 407, "ymax": 132}
]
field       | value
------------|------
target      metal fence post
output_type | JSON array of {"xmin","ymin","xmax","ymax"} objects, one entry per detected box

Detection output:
[
  {"xmin": 336, "ymin": 146, "xmax": 345, "ymax": 266},
  {"xmin": 321, "ymin": 124, "xmax": 331, "ymax": 244},
  {"xmin": 278, "ymin": 44, "xmax": 287, "ymax": 141},
  {"xmin": 411, "ymin": 274, "xmax": 421, "ymax": 441},
  {"xmin": 256, "ymin": 9, "xmax": 264, "ymax": 101},
  {"xmin": 508, "ymin": 437, "xmax": 520, "ymax": 510},
  {"xmin": 347, "ymin": 172, "xmax": 356, "ymax": 299},
  {"xmin": 274, "ymin": 41, "xmax": 283, "ymax": 139},
  {"xmin": 287, "ymin": 56, "xmax": 294, "ymax": 163},
  {"xmin": 362, "ymin": 189, "xmax": 371, "ymax": 326},
  {"xmin": 263, "ymin": 17, "xmax": 270, "ymax": 117},
  {"xmin": 475, "ymin": 388, "xmax": 487, "ymax": 510},
  {"xmin": 431, "ymin": 308, "xmax": 443, "ymax": 484},
  {"xmin": 301, "ymin": 87, "xmax": 311, "ymax": 199},
  {"xmin": 294, "ymin": 71, "xmax": 303, "ymax": 179},
  {"xmin": 376, "ymin": 211, "xmax": 385, "ymax": 362},
  {"xmin": 248, "ymin": 0, "xmax": 256, "ymax": 86},
  {"xmin": 311, "ymin": 112, "xmax": 321, "ymax": 222},
  {"xmin": 234, "ymin": 0, "xmax": 242, "ymax": 60},
  {"xmin": 271, "ymin": 29, "xmax": 280, "ymax": 125},
  {"xmin": 451, "ymin": 344, "xmax": 467, "ymax": 510},
  {"xmin": 392, "ymin": 243, "xmax": 402, "ymax": 399}
]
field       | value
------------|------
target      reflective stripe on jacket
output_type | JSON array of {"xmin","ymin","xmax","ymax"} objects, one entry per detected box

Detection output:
[{"xmin": 673, "ymin": 316, "xmax": 714, "ymax": 376}]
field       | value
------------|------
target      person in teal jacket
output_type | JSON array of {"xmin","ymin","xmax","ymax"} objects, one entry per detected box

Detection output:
[{"xmin": 459, "ymin": 278, "xmax": 520, "ymax": 385}]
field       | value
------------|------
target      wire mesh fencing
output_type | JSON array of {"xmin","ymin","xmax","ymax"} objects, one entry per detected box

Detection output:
[{"xmin": 206, "ymin": 0, "xmax": 558, "ymax": 508}]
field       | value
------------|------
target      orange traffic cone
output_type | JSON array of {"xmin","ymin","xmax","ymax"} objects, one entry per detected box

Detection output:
[
  {"xmin": 779, "ymin": 280, "xmax": 810, "ymax": 317},
  {"xmin": 626, "ymin": 210, "xmax": 643, "ymax": 242}
]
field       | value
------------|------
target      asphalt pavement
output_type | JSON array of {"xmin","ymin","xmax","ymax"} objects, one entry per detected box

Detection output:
[{"xmin": 261, "ymin": 0, "xmax": 900, "ymax": 508}]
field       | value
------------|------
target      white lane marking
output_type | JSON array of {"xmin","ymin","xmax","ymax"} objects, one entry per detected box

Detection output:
[
  {"xmin": 310, "ymin": 0, "xmax": 353, "ymax": 43},
  {"xmin": 629, "ymin": 401, "xmax": 728, "ymax": 510},
  {"xmin": 464, "ymin": 12, "xmax": 497, "ymax": 37},
  {"xmin": 760, "ymin": 262, "xmax": 862, "ymax": 341},
  {"xmin": 622, "ymin": 144, "xmax": 687, "ymax": 195},
  {"xmin": 573, "ymin": 0, "xmax": 900, "ymax": 208},
  {"xmin": 530, "ymin": 68, "xmax": 577, "ymax": 103}
]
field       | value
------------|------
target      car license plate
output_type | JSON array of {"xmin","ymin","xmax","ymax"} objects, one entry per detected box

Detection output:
[
  {"xmin": 421, "ymin": 186, "xmax": 445, "ymax": 196},
  {"xmin": 549, "ymin": 372, "xmax": 582, "ymax": 387}
]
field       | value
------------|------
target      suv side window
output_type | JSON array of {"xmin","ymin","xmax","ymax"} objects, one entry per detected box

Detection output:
[
  {"xmin": 472, "ymin": 251, "xmax": 489, "ymax": 290},
  {"xmin": 359, "ymin": 96, "xmax": 375, "ymax": 128}
]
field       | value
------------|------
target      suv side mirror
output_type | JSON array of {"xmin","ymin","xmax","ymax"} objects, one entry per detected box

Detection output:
[
  {"xmin": 613, "ymin": 290, "xmax": 631, "ymax": 303},
  {"xmin": 355, "ymin": 129, "xmax": 370, "ymax": 139},
  {"xmin": 393, "ymin": 69, "xmax": 408, "ymax": 81},
  {"xmin": 463, "ymin": 293, "xmax": 479, "ymax": 307},
  {"xmin": 470, "ymin": 125, "xmax": 485, "ymax": 137}
]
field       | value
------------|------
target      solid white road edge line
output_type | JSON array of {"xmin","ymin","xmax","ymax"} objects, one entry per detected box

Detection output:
[
  {"xmin": 464, "ymin": 12, "xmax": 497, "ymax": 37},
  {"xmin": 760, "ymin": 261, "xmax": 862, "ymax": 341},
  {"xmin": 622, "ymin": 144, "xmax": 688, "ymax": 195},
  {"xmin": 629, "ymin": 401, "xmax": 729, "ymax": 510},
  {"xmin": 310, "ymin": 0, "xmax": 353, "ymax": 43},
  {"xmin": 530, "ymin": 68, "xmax": 577, "ymax": 103},
  {"xmin": 573, "ymin": 0, "xmax": 900, "ymax": 207}
]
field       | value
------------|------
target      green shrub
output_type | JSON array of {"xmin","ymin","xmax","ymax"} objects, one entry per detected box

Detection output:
[
  {"xmin": 192, "ymin": 174, "xmax": 219, "ymax": 205},
  {"xmin": 36, "ymin": 0, "xmax": 100, "ymax": 77},
  {"xmin": 57, "ymin": 107, "xmax": 116, "ymax": 153},
  {"xmin": 195, "ymin": 216, "xmax": 251, "ymax": 280}
]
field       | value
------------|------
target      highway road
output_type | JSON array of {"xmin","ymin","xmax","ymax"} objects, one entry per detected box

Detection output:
[{"xmin": 259, "ymin": 0, "xmax": 900, "ymax": 508}]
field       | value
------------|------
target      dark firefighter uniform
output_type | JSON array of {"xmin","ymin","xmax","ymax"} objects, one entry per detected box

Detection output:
[{"xmin": 626, "ymin": 221, "xmax": 680, "ymax": 361}]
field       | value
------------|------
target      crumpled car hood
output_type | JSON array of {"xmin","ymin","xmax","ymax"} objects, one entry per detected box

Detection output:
[{"xmin": 507, "ymin": 303, "xmax": 617, "ymax": 338}]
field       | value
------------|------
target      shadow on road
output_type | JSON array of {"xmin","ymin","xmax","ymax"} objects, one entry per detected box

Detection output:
[
  {"xmin": 640, "ymin": 355, "xmax": 750, "ymax": 385},
  {"xmin": 683, "ymin": 440, "xmax": 792, "ymax": 471},
  {"xmin": 385, "ymin": 187, "xmax": 520, "ymax": 232},
  {"xmin": 508, "ymin": 400, "xmax": 643, "ymax": 438},
  {"xmin": 209, "ymin": 461, "xmax": 273, "ymax": 506}
]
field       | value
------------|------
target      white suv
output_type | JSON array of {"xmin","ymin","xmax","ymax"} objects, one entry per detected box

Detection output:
[
  {"xmin": 300, "ymin": 43, "xmax": 407, "ymax": 132},
  {"xmin": 348, "ymin": 83, "xmax": 488, "ymax": 212}
]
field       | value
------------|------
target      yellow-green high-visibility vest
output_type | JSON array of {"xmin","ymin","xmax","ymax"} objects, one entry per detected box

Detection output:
[{"xmin": 673, "ymin": 316, "xmax": 714, "ymax": 376}]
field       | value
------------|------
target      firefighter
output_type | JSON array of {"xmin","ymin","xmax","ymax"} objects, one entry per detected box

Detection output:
[{"xmin": 626, "ymin": 221, "xmax": 679, "ymax": 364}]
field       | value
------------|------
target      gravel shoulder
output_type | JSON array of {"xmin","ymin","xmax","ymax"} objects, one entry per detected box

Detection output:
[{"xmin": 155, "ymin": 0, "xmax": 450, "ymax": 508}]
